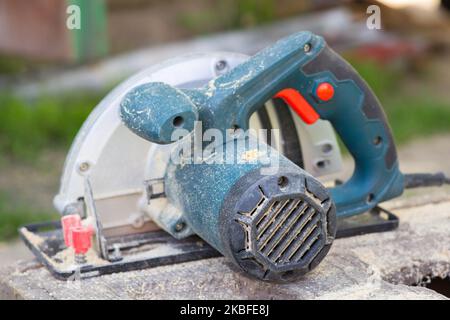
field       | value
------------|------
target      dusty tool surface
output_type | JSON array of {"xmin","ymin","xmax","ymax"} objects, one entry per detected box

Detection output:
[{"xmin": 0, "ymin": 189, "xmax": 449, "ymax": 300}]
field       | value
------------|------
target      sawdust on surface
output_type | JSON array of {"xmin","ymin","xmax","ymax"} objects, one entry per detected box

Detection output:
[
  {"xmin": 241, "ymin": 149, "xmax": 260, "ymax": 162},
  {"xmin": 20, "ymin": 226, "xmax": 108, "ymax": 271},
  {"xmin": 51, "ymin": 247, "xmax": 108, "ymax": 270},
  {"xmin": 20, "ymin": 227, "xmax": 45, "ymax": 246},
  {"xmin": 125, "ymin": 243, "xmax": 182, "ymax": 261}
]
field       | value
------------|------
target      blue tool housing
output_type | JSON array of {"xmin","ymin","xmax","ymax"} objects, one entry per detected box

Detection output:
[
  {"xmin": 119, "ymin": 31, "xmax": 405, "ymax": 281},
  {"xmin": 121, "ymin": 31, "xmax": 404, "ymax": 218}
]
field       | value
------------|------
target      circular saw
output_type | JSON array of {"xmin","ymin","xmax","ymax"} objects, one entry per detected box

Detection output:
[
  {"xmin": 53, "ymin": 52, "xmax": 342, "ymax": 242},
  {"xmin": 20, "ymin": 32, "xmax": 450, "ymax": 282}
]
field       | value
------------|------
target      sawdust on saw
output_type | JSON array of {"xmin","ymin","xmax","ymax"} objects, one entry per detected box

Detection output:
[
  {"xmin": 19, "ymin": 227, "xmax": 45, "ymax": 247},
  {"xmin": 52, "ymin": 247, "xmax": 108, "ymax": 270},
  {"xmin": 20, "ymin": 227, "xmax": 107, "ymax": 271},
  {"xmin": 241, "ymin": 149, "xmax": 260, "ymax": 162}
]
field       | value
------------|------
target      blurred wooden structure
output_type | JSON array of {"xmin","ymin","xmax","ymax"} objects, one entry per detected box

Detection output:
[
  {"xmin": 0, "ymin": 0, "xmax": 347, "ymax": 59},
  {"xmin": 0, "ymin": 0, "xmax": 108, "ymax": 62}
]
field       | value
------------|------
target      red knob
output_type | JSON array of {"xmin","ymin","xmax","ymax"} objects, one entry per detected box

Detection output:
[
  {"xmin": 274, "ymin": 88, "xmax": 320, "ymax": 124},
  {"xmin": 71, "ymin": 226, "xmax": 92, "ymax": 254},
  {"xmin": 316, "ymin": 82, "xmax": 334, "ymax": 101},
  {"xmin": 61, "ymin": 214, "xmax": 81, "ymax": 247}
]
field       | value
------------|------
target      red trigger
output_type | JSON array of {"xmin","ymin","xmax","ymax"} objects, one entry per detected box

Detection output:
[{"xmin": 274, "ymin": 88, "xmax": 319, "ymax": 125}]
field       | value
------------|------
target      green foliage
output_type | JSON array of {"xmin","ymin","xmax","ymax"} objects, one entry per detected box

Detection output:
[
  {"xmin": 385, "ymin": 97, "xmax": 450, "ymax": 144},
  {"xmin": 0, "ymin": 92, "xmax": 103, "ymax": 161},
  {"xmin": 0, "ymin": 55, "xmax": 27, "ymax": 75},
  {"xmin": 345, "ymin": 57, "xmax": 402, "ymax": 98},
  {"xmin": 0, "ymin": 192, "xmax": 58, "ymax": 241},
  {"xmin": 178, "ymin": 0, "xmax": 275, "ymax": 34},
  {"xmin": 234, "ymin": 0, "xmax": 275, "ymax": 27}
]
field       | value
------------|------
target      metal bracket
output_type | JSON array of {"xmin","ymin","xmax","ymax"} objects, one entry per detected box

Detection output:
[
  {"xmin": 144, "ymin": 178, "xmax": 166, "ymax": 203},
  {"xmin": 84, "ymin": 177, "xmax": 109, "ymax": 260}
]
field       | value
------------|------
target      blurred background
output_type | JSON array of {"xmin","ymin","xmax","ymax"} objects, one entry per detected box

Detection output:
[{"xmin": 0, "ymin": 0, "xmax": 449, "ymax": 264}]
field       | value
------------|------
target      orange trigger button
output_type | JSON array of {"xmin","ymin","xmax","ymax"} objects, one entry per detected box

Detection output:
[{"xmin": 274, "ymin": 88, "xmax": 319, "ymax": 125}]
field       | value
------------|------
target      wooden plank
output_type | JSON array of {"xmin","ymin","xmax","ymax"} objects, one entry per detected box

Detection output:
[{"xmin": 1, "ymin": 196, "xmax": 449, "ymax": 299}]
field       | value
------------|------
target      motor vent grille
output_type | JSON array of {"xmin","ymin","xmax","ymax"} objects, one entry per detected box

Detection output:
[
  {"xmin": 227, "ymin": 173, "xmax": 336, "ymax": 282},
  {"xmin": 255, "ymin": 198, "xmax": 322, "ymax": 265}
]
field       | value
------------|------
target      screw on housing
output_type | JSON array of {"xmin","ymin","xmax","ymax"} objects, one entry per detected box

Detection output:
[
  {"xmin": 304, "ymin": 43, "xmax": 311, "ymax": 53},
  {"xmin": 215, "ymin": 60, "xmax": 228, "ymax": 72}
]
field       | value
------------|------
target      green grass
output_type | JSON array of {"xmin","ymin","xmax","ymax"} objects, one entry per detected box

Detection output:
[
  {"xmin": 0, "ymin": 55, "xmax": 27, "ymax": 75},
  {"xmin": 0, "ymin": 92, "xmax": 104, "ymax": 162},
  {"xmin": 347, "ymin": 58, "xmax": 402, "ymax": 98},
  {"xmin": 0, "ymin": 92, "xmax": 103, "ymax": 241},
  {"xmin": 178, "ymin": 0, "xmax": 275, "ymax": 34},
  {"xmin": 0, "ymin": 193, "xmax": 58, "ymax": 242},
  {"xmin": 385, "ymin": 97, "xmax": 450, "ymax": 144}
]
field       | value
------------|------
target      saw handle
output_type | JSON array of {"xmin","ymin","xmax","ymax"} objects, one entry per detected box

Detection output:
[
  {"xmin": 206, "ymin": 32, "xmax": 404, "ymax": 217},
  {"xmin": 288, "ymin": 45, "xmax": 404, "ymax": 217}
]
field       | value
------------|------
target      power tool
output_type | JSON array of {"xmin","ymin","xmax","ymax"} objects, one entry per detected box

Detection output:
[{"xmin": 20, "ymin": 31, "xmax": 450, "ymax": 282}]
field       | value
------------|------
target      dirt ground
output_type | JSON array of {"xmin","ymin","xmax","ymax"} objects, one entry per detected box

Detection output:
[{"xmin": 0, "ymin": 133, "xmax": 449, "ymax": 266}]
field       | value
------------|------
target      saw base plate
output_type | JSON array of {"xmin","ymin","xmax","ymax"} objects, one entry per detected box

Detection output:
[
  {"xmin": 19, "ymin": 221, "xmax": 220, "ymax": 280},
  {"xmin": 336, "ymin": 206, "xmax": 399, "ymax": 238},
  {"xmin": 20, "ymin": 206, "xmax": 398, "ymax": 280}
]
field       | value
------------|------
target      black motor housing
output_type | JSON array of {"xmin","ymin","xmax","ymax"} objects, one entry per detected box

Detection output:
[{"xmin": 220, "ymin": 170, "xmax": 337, "ymax": 282}]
